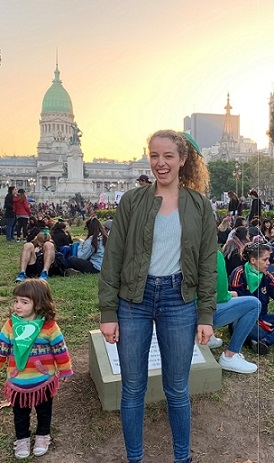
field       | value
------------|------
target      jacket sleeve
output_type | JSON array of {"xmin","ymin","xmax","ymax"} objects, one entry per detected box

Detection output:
[
  {"xmin": 228, "ymin": 267, "xmax": 247, "ymax": 296},
  {"xmin": 49, "ymin": 322, "xmax": 73, "ymax": 377},
  {"xmin": 24, "ymin": 200, "xmax": 31, "ymax": 216},
  {"xmin": 0, "ymin": 320, "xmax": 12, "ymax": 370},
  {"xmin": 196, "ymin": 198, "xmax": 217, "ymax": 325},
  {"xmin": 266, "ymin": 273, "xmax": 274, "ymax": 300},
  {"xmin": 4, "ymin": 195, "xmax": 13, "ymax": 211},
  {"xmin": 77, "ymin": 237, "xmax": 93, "ymax": 260},
  {"xmin": 98, "ymin": 193, "xmax": 132, "ymax": 323},
  {"xmin": 12, "ymin": 196, "xmax": 19, "ymax": 209}
]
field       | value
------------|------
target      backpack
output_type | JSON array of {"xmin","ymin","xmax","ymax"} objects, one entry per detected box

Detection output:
[{"xmin": 50, "ymin": 252, "xmax": 67, "ymax": 276}]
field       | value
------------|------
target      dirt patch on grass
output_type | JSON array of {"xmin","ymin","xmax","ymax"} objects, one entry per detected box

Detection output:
[{"xmin": 1, "ymin": 346, "xmax": 274, "ymax": 463}]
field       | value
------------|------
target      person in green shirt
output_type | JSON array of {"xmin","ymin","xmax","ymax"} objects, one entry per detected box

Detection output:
[{"xmin": 210, "ymin": 251, "xmax": 260, "ymax": 374}]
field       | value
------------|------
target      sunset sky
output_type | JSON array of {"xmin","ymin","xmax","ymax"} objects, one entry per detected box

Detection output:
[{"xmin": 1, "ymin": 0, "xmax": 274, "ymax": 162}]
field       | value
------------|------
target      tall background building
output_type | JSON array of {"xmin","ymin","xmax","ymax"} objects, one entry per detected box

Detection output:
[
  {"xmin": 0, "ymin": 62, "xmax": 152, "ymax": 205},
  {"xmin": 184, "ymin": 112, "xmax": 240, "ymax": 150}
]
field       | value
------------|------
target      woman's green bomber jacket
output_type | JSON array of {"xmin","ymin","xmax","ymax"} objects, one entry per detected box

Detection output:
[{"xmin": 99, "ymin": 183, "xmax": 217, "ymax": 326}]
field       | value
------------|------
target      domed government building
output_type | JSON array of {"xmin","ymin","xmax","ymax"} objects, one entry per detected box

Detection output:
[{"xmin": 0, "ymin": 63, "xmax": 152, "ymax": 204}]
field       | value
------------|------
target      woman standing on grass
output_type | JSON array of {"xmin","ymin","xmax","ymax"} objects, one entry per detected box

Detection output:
[
  {"xmin": 99, "ymin": 130, "xmax": 217, "ymax": 463},
  {"xmin": 13, "ymin": 188, "xmax": 31, "ymax": 242},
  {"xmin": 4, "ymin": 185, "xmax": 17, "ymax": 241}
]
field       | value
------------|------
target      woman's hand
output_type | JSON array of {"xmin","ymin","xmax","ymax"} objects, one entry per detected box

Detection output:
[
  {"xmin": 230, "ymin": 291, "xmax": 238, "ymax": 298},
  {"xmin": 197, "ymin": 324, "xmax": 213, "ymax": 345},
  {"xmin": 100, "ymin": 322, "xmax": 119, "ymax": 344}
]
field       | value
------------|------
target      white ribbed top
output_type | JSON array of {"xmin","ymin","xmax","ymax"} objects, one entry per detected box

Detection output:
[{"xmin": 148, "ymin": 209, "xmax": 181, "ymax": 276}]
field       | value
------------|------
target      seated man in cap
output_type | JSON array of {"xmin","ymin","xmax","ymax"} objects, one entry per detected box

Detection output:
[{"xmin": 136, "ymin": 174, "xmax": 152, "ymax": 186}]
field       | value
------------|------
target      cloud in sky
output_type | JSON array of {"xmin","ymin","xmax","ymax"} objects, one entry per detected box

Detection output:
[{"xmin": 1, "ymin": 0, "xmax": 274, "ymax": 161}]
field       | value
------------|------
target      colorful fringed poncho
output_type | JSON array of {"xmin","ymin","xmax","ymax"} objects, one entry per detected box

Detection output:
[{"xmin": 0, "ymin": 318, "xmax": 73, "ymax": 407}]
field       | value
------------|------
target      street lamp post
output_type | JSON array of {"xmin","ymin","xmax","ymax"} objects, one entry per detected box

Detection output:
[
  {"xmin": 233, "ymin": 163, "xmax": 241, "ymax": 197},
  {"xmin": 28, "ymin": 177, "xmax": 36, "ymax": 193}
]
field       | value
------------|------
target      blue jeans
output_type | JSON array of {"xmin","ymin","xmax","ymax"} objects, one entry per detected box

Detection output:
[
  {"xmin": 117, "ymin": 273, "xmax": 196, "ymax": 463},
  {"xmin": 213, "ymin": 296, "xmax": 261, "ymax": 352},
  {"xmin": 6, "ymin": 216, "xmax": 16, "ymax": 240}
]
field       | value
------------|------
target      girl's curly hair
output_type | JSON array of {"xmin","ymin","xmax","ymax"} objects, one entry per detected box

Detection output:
[{"xmin": 147, "ymin": 129, "xmax": 209, "ymax": 194}]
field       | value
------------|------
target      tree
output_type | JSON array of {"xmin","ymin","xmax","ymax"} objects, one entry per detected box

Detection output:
[
  {"xmin": 208, "ymin": 159, "xmax": 258, "ymax": 200},
  {"xmin": 208, "ymin": 160, "xmax": 237, "ymax": 199},
  {"xmin": 247, "ymin": 154, "xmax": 274, "ymax": 201},
  {"xmin": 268, "ymin": 108, "xmax": 274, "ymax": 145}
]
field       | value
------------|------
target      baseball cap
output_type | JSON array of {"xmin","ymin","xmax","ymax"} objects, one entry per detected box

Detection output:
[{"xmin": 136, "ymin": 175, "xmax": 151, "ymax": 183}]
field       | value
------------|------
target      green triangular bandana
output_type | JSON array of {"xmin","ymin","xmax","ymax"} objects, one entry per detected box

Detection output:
[
  {"xmin": 178, "ymin": 132, "xmax": 203, "ymax": 157},
  {"xmin": 244, "ymin": 262, "xmax": 264, "ymax": 294},
  {"xmin": 12, "ymin": 313, "xmax": 45, "ymax": 371}
]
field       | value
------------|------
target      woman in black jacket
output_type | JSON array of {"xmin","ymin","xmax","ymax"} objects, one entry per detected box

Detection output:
[
  {"xmin": 4, "ymin": 186, "xmax": 17, "ymax": 241},
  {"xmin": 50, "ymin": 221, "xmax": 73, "ymax": 251},
  {"xmin": 227, "ymin": 190, "xmax": 240, "ymax": 224},
  {"xmin": 248, "ymin": 189, "xmax": 262, "ymax": 223}
]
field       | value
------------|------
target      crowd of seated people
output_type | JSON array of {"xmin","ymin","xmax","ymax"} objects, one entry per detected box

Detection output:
[
  {"xmin": 212, "ymin": 212, "xmax": 274, "ymax": 365},
  {"xmin": 12, "ymin": 208, "xmax": 110, "ymax": 283}
]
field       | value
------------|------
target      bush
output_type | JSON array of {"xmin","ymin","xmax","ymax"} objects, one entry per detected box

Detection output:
[{"xmin": 94, "ymin": 209, "xmax": 116, "ymax": 219}]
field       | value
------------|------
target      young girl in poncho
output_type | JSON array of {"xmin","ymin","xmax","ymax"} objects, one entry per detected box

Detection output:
[{"xmin": 0, "ymin": 279, "xmax": 73, "ymax": 459}]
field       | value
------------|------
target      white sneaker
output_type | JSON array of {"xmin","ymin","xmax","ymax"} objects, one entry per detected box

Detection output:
[
  {"xmin": 14, "ymin": 437, "xmax": 30, "ymax": 459},
  {"xmin": 219, "ymin": 352, "xmax": 257, "ymax": 373},
  {"xmin": 33, "ymin": 434, "xmax": 51, "ymax": 456},
  {"xmin": 207, "ymin": 334, "xmax": 223, "ymax": 349}
]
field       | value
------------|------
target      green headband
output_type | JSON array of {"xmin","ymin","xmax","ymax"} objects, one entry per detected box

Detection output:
[{"xmin": 178, "ymin": 132, "xmax": 203, "ymax": 157}]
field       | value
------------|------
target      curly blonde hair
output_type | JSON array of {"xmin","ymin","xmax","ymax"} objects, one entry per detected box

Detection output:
[{"xmin": 147, "ymin": 129, "xmax": 209, "ymax": 194}]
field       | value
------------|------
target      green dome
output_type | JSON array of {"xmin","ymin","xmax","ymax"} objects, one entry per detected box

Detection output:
[{"xmin": 41, "ymin": 66, "xmax": 73, "ymax": 114}]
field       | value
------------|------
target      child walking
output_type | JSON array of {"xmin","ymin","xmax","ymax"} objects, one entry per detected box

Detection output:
[{"xmin": 0, "ymin": 279, "xmax": 73, "ymax": 459}]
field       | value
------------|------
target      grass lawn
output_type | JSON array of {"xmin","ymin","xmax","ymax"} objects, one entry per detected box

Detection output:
[
  {"xmin": 0, "ymin": 227, "xmax": 274, "ymax": 462},
  {"xmin": 0, "ymin": 226, "xmax": 100, "ymax": 347}
]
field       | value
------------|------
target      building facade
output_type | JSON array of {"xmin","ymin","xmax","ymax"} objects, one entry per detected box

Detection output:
[
  {"xmin": 0, "ymin": 64, "xmax": 152, "ymax": 205},
  {"xmin": 184, "ymin": 112, "xmax": 240, "ymax": 150}
]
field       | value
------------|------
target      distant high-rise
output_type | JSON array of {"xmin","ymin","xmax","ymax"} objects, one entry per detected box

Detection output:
[{"xmin": 184, "ymin": 103, "xmax": 240, "ymax": 150}]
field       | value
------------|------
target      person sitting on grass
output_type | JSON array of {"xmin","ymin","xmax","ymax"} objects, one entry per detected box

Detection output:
[
  {"xmin": 50, "ymin": 221, "xmax": 73, "ymax": 266},
  {"xmin": 207, "ymin": 251, "xmax": 259, "ymax": 374},
  {"xmin": 26, "ymin": 216, "xmax": 41, "ymax": 243},
  {"xmin": 216, "ymin": 217, "xmax": 231, "ymax": 246},
  {"xmin": 67, "ymin": 215, "xmax": 107, "ymax": 274},
  {"xmin": 229, "ymin": 242, "xmax": 274, "ymax": 355},
  {"xmin": 222, "ymin": 226, "xmax": 250, "ymax": 277},
  {"xmin": 15, "ymin": 232, "xmax": 56, "ymax": 282},
  {"xmin": 226, "ymin": 216, "xmax": 247, "ymax": 241}
]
